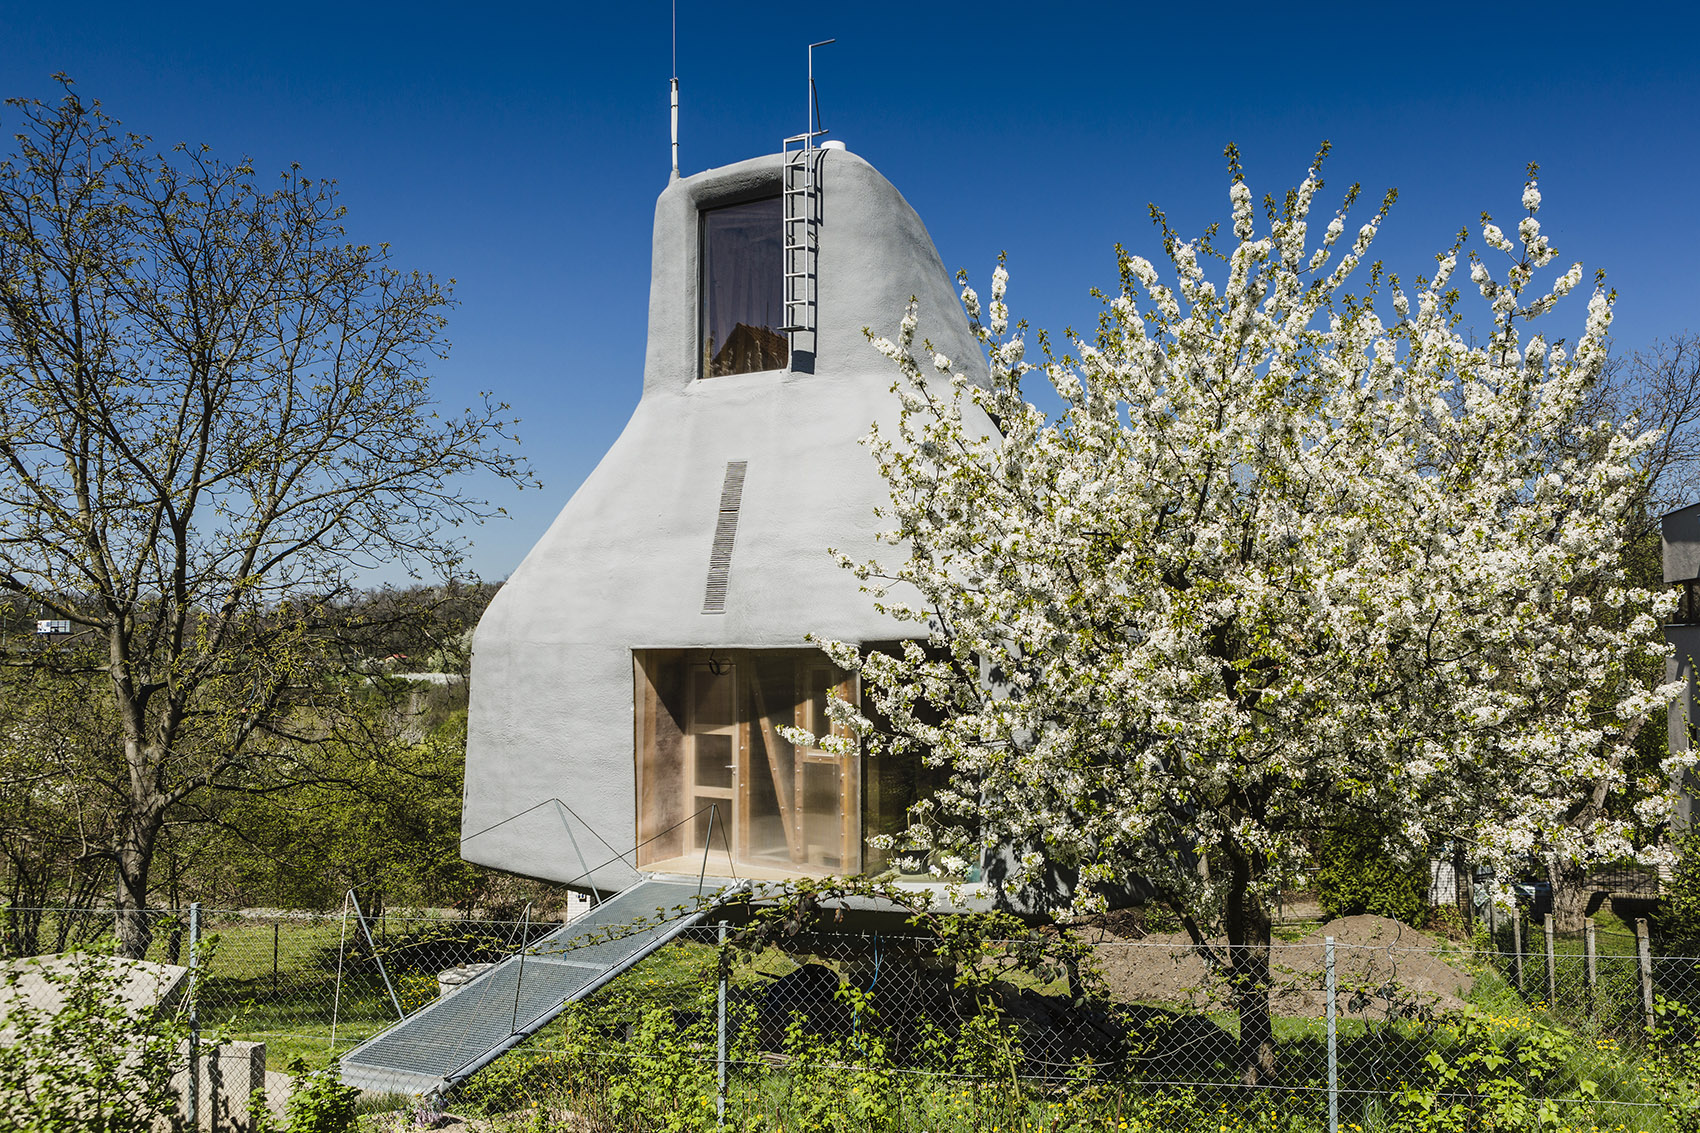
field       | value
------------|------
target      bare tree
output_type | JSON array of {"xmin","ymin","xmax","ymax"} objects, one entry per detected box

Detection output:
[
  {"xmin": 1621, "ymin": 334, "xmax": 1700, "ymax": 526},
  {"xmin": 0, "ymin": 79, "xmax": 531, "ymax": 956}
]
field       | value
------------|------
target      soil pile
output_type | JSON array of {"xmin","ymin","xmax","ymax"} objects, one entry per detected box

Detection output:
[{"xmin": 1091, "ymin": 914, "xmax": 1475, "ymax": 1019}]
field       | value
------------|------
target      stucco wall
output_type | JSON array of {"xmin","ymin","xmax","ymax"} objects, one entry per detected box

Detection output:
[{"xmin": 462, "ymin": 149, "xmax": 987, "ymax": 888}]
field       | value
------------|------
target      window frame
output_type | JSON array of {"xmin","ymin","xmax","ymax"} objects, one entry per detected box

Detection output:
[{"xmin": 697, "ymin": 195, "xmax": 788, "ymax": 380}]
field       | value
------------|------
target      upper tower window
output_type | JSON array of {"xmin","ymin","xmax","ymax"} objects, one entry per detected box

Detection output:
[{"xmin": 700, "ymin": 198, "xmax": 787, "ymax": 378}]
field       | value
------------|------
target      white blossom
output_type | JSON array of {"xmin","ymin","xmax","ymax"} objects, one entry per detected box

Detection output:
[
  {"xmin": 1482, "ymin": 223, "xmax": 1514, "ymax": 254},
  {"xmin": 829, "ymin": 158, "xmax": 1673, "ymax": 1036}
]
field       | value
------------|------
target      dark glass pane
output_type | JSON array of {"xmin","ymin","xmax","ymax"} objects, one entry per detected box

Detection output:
[
  {"xmin": 802, "ymin": 761, "xmax": 842, "ymax": 869},
  {"xmin": 693, "ymin": 733, "xmax": 733, "ymax": 789},
  {"xmin": 690, "ymin": 665, "xmax": 734, "ymax": 729},
  {"xmin": 693, "ymin": 798, "xmax": 726, "ymax": 849},
  {"xmin": 701, "ymin": 198, "xmax": 787, "ymax": 378}
]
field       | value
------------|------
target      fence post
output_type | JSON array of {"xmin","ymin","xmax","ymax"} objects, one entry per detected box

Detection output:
[
  {"xmin": 716, "ymin": 920, "xmax": 729, "ymax": 1127},
  {"xmin": 1637, "ymin": 918, "xmax": 1656, "ymax": 1033},
  {"xmin": 271, "ymin": 922, "xmax": 279, "ymax": 1001},
  {"xmin": 1326, "ymin": 936, "xmax": 1338, "ymax": 1133},
  {"xmin": 1511, "ymin": 904, "xmax": 1525, "ymax": 994},
  {"xmin": 1543, "ymin": 914, "xmax": 1557, "ymax": 1006},
  {"xmin": 1584, "ymin": 919, "xmax": 1597, "ymax": 1005},
  {"xmin": 187, "ymin": 902, "xmax": 200, "ymax": 1130}
]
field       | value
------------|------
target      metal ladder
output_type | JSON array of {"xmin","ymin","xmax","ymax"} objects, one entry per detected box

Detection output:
[
  {"xmin": 779, "ymin": 133, "xmax": 819, "ymax": 355},
  {"xmin": 779, "ymin": 39, "xmax": 834, "ymax": 368}
]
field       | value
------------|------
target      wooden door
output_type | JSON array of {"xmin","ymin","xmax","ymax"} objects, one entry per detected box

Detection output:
[
  {"xmin": 793, "ymin": 666, "xmax": 861, "ymax": 874},
  {"xmin": 684, "ymin": 661, "xmax": 738, "ymax": 857}
]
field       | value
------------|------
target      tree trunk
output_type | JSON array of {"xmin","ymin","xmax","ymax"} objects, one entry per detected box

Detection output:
[
  {"xmin": 1224, "ymin": 857, "xmax": 1277, "ymax": 1086},
  {"xmin": 1548, "ymin": 855, "xmax": 1593, "ymax": 934},
  {"xmin": 1452, "ymin": 842, "xmax": 1475, "ymax": 936},
  {"xmin": 113, "ymin": 818, "xmax": 161, "ymax": 960}
]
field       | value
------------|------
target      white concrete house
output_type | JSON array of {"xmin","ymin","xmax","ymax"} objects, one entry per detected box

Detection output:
[{"xmin": 461, "ymin": 145, "xmax": 985, "ymax": 894}]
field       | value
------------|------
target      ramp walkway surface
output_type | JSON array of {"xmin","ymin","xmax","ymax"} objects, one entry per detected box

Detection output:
[{"xmin": 339, "ymin": 875, "xmax": 740, "ymax": 1097}]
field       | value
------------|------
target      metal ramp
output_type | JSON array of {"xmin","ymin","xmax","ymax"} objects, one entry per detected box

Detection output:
[{"xmin": 339, "ymin": 875, "xmax": 740, "ymax": 1097}]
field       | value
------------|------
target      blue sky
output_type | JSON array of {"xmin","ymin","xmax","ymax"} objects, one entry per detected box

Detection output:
[{"xmin": 4, "ymin": 2, "xmax": 1696, "ymax": 583}]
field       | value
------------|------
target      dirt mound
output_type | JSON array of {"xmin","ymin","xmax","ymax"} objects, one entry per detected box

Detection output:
[{"xmin": 1091, "ymin": 914, "xmax": 1474, "ymax": 1019}]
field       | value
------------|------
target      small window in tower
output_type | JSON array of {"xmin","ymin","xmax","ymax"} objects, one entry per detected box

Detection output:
[{"xmin": 700, "ymin": 197, "xmax": 787, "ymax": 378}]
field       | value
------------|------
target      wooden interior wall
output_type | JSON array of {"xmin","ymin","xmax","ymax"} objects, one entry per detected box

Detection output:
[
  {"xmin": 633, "ymin": 652, "xmax": 687, "ymax": 867},
  {"xmin": 633, "ymin": 649, "xmax": 865, "ymax": 876}
]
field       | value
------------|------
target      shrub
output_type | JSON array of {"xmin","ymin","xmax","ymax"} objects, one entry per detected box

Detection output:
[
  {"xmin": 1316, "ymin": 817, "xmax": 1430, "ymax": 925},
  {"xmin": 1657, "ymin": 830, "xmax": 1700, "ymax": 951},
  {"xmin": 283, "ymin": 1057, "xmax": 359, "ymax": 1133},
  {"xmin": 0, "ymin": 950, "xmax": 187, "ymax": 1132}
]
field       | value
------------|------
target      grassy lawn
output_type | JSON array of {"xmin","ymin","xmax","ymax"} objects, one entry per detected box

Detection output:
[{"xmin": 193, "ymin": 915, "xmax": 483, "ymax": 1071}]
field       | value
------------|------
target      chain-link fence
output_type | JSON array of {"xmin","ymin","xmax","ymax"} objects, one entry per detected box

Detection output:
[
  {"xmin": 3, "ymin": 904, "xmax": 1696, "ymax": 1131},
  {"xmin": 463, "ymin": 922, "xmax": 1691, "ymax": 1132}
]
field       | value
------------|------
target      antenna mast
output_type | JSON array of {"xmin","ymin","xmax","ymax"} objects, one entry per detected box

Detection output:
[
  {"xmin": 669, "ymin": 0, "xmax": 680, "ymax": 178},
  {"xmin": 807, "ymin": 39, "xmax": 834, "ymax": 146}
]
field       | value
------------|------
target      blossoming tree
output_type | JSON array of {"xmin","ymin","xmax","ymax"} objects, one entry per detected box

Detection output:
[{"xmin": 816, "ymin": 146, "xmax": 1686, "ymax": 1084}]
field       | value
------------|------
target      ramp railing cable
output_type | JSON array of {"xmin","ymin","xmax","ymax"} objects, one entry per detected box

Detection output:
[{"xmin": 461, "ymin": 797, "xmax": 742, "ymax": 898}]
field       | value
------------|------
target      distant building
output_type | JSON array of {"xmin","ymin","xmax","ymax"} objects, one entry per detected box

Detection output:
[{"xmin": 1664, "ymin": 502, "xmax": 1700, "ymax": 829}]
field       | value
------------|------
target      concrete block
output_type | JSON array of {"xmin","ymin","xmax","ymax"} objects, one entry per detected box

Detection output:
[
  {"xmin": 173, "ymin": 1040, "xmax": 267, "ymax": 1131},
  {"xmin": 437, "ymin": 962, "xmax": 494, "ymax": 997},
  {"xmin": 0, "ymin": 954, "xmax": 188, "ymax": 1037}
]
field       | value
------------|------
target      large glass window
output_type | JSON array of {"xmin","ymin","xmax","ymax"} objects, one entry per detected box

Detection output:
[
  {"xmin": 700, "ymin": 198, "xmax": 787, "ymax": 378},
  {"xmin": 635, "ymin": 650, "xmax": 858, "ymax": 877}
]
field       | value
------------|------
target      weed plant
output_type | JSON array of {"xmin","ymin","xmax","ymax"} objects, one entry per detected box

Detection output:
[{"xmin": 444, "ymin": 929, "xmax": 1676, "ymax": 1133}]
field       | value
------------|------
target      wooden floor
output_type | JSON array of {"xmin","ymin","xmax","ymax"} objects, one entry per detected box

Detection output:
[{"xmin": 641, "ymin": 851, "xmax": 828, "ymax": 882}]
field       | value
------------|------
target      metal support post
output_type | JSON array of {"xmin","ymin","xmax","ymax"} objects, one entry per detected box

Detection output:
[
  {"xmin": 1511, "ymin": 905, "xmax": 1525, "ymax": 994},
  {"xmin": 330, "ymin": 892, "xmax": 352, "ymax": 1049},
  {"xmin": 1543, "ymin": 914, "xmax": 1557, "ymax": 1005},
  {"xmin": 511, "ymin": 902, "xmax": 532, "ymax": 1036},
  {"xmin": 1584, "ymin": 919, "xmax": 1598, "ymax": 1006},
  {"xmin": 349, "ymin": 892, "xmax": 404, "ymax": 1020},
  {"xmin": 717, "ymin": 919, "xmax": 729, "ymax": 1126},
  {"xmin": 187, "ymin": 903, "xmax": 200, "ymax": 1130},
  {"xmin": 1638, "ymin": 918, "xmax": 1656, "ymax": 1033},
  {"xmin": 1325, "ymin": 936, "xmax": 1338, "ymax": 1133},
  {"xmin": 698, "ymin": 805, "xmax": 718, "ymax": 896}
]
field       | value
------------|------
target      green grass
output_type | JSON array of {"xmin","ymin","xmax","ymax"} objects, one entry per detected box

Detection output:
[
  {"xmin": 191, "ymin": 916, "xmax": 461, "ymax": 1071},
  {"xmin": 64, "ymin": 912, "xmax": 1673, "ymax": 1131}
]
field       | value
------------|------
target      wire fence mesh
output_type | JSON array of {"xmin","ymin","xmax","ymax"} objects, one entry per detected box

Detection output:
[{"xmin": 1, "ymin": 903, "xmax": 1696, "ymax": 1131}]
